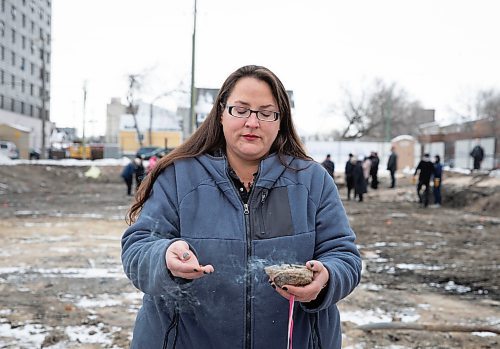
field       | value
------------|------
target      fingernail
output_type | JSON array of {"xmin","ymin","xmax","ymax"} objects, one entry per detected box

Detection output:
[
  {"xmin": 193, "ymin": 268, "xmax": 199, "ymax": 272},
  {"xmin": 309, "ymin": 262, "xmax": 315, "ymax": 268},
  {"xmin": 182, "ymin": 252, "xmax": 189, "ymax": 259},
  {"xmin": 282, "ymin": 286, "xmax": 288, "ymax": 291}
]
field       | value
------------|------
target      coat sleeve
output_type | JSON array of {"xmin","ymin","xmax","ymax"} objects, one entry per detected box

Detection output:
[
  {"xmin": 301, "ymin": 169, "xmax": 362, "ymax": 312},
  {"xmin": 121, "ymin": 165, "xmax": 193, "ymax": 295}
]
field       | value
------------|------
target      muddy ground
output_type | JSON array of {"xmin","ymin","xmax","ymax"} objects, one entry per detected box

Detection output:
[{"xmin": 0, "ymin": 163, "xmax": 499, "ymax": 348}]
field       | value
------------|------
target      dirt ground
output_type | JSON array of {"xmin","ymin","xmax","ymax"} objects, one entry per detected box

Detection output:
[{"xmin": 0, "ymin": 163, "xmax": 499, "ymax": 348}]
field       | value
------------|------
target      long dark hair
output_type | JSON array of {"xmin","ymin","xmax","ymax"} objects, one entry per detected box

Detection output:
[{"xmin": 127, "ymin": 65, "xmax": 310, "ymax": 224}]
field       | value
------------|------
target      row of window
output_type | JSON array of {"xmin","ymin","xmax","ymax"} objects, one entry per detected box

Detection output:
[
  {"xmin": 0, "ymin": 94, "xmax": 47, "ymax": 118},
  {"xmin": 0, "ymin": 20, "xmax": 51, "ymax": 50},
  {"xmin": 1, "ymin": 0, "xmax": 51, "ymax": 26},
  {"xmin": 0, "ymin": 69, "xmax": 48, "ymax": 97},
  {"xmin": 0, "ymin": 46, "xmax": 50, "ymax": 81}
]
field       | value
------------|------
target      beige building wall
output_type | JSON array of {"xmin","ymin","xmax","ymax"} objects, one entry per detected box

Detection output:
[
  {"xmin": 0, "ymin": 124, "xmax": 30, "ymax": 159},
  {"xmin": 106, "ymin": 98, "xmax": 127, "ymax": 143},
  {"xmin": 119, "ymin": 130, "xmax": 182, "ymax": 155}
]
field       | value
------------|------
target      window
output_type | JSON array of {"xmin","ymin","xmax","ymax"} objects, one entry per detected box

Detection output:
[
  {"xmin": 21, "ymin": 57, "xmax": 25, "ymax": 70},
  {"xmin": 0, "ymin": 69, "xmax": 4, "ymax": 84},
  {"xmin": 39, "ymin": 27, "xmax": 43, "ymax": 40},
  {"xmin": 11, "ymin": 74, "xmax": 15, "ymax": 89},
  {"xmin": 11, "ymin": 98, "xmax": 15, "ymax": 112},
  {"xmin": 30, "ymin": 62, "xmax": 34, "ymax": 75},
  {"xmin": 1, "ymin": 45, "xmax": 4, "ymax": 60},
  {"xmin": 21, "ymin": 101, "xmax": 24, "ymax": 114},
  {"xmin": 22, "ymin": 13, "xmax": 26, "ymax": 27},
  {"xmin": 21, "ymin": 79, "xmax": 25, "ymax": 92},
  {"xmin": 0, "ymin": 20, "xmax": 4, "ymax": 36},
  {"xmin": 30, "ymin": 83, "xmax": 34, "ymax": 96},
  {"xmin": 11, "ymin": 5, "xmax": 16, "ymax": 20},
  {"xmin": 30, "ymin": 40, "xmax": 34, "ymax": 54},
  {"xmin": 0, "ymin": 95, "xmax": 3, "ymax": 109},
  {"xmin": 22, "ymin": 35, "xmax": 26, "ymax": 49},
  {"xmin": 30, "ymin": 104, "xmax": 33, "ymax": 116},
  {"xmin": 11, "ymin": 51, "xmax": 15, "ymax": 66},
  {"xmin": 1, "ymin": 0, "xmax": 5, "ymax": 12},
  {"xmin": 11, "ymin": 28, "xmax": 15, "ymax": 44},
  {"xmin": 31, "ymin": 20, "xmax": 34, "ymax": 33}
]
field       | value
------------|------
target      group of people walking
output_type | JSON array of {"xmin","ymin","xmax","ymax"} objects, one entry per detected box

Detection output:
[
  {"xmin": 323, "ymin": 146, "xmax": 443, "ymax": 207},
  {"xmin": 343, "ymin": 152, "xmax": 381, "ymax": 202},
  {"xmin": 414, "ymin": 153, "xmax": 443, "ymax": 208}
]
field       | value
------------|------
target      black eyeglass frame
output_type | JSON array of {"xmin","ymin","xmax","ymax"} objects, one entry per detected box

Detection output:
[{"xmin": 224, "ymin": 105, "xmax": 280, "ymax": 122}]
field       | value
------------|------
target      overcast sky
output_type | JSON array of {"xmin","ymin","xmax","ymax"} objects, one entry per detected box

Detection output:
[{"xmin": 50, "ymin": 0, "xmax": 500, "ymax": 136}]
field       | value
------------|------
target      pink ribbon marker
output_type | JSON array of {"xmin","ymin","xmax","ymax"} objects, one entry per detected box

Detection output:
[{"xmin": 287, "ymin": 295, "xmax": 295, "ymax": 349}]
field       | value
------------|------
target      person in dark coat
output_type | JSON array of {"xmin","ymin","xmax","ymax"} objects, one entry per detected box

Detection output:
[
  {"xmin": 414, "ymin": 153, "xmax": 435, "ymax": 208},
  {"xmin": 369, "ymin": 151, "xmax": 379, "ymax": 189},
  {"xmin": 387, "ymin": 146, "xmax": 397, "ymax": 188},
  {"xmin": 121, "ymin": 161, "xmax": 135, "ymax": 196},
  {"xmin": 133, "ymin": 157, "xmax": 145, "ymax": 190},
  {"xmin": 345, "ymin": 153, "xmax": 355, "ymax": 200},
  {"xmin": 470, "ymin": 143, "xmax": 484, "ymax": 170},
  {"xmin": 433, "ymin": 154, "xmax": 443, "ymax": 207},
  {"xmin": 353, "ymin": 155, "xmax": 367, "ymax": 202},
  {"xmin": 321, "ymin": 154, "xmax": 335, "ymax": 178}
]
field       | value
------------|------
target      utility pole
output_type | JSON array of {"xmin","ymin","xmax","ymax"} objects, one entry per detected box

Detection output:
[
  {"xmin": 188, "ymin": 0, "xmax": 198, "ymax": 136},
  {"xmin": 82, "ymin": 81, "xmax": 87, "ymax": 160}
]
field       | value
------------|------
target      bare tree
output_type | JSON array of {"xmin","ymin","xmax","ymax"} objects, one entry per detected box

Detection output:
[
  {"xmin": 126, "ymin": 74, "xmax": 143, "ymax": 148},
  {"xmin": 450, "ymin": 88, "xmax": 500, "ymax": 122},
  {"xmin": 476, "ymin": 89, "xmax": 500, "ymax": 119},
  {"xmin": 340, "ymin": 80, "xmax": 423, "ymax": 140}
]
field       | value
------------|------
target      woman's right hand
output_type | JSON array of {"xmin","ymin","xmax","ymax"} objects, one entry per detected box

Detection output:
[{"xmin": 166, "ymin": 240, "xmax": 214, "ymax": 279}]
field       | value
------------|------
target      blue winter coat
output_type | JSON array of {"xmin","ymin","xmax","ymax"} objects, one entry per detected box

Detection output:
[{"xmin": 121, "ymin": 153, "xmax": 362, "ymax": 349}]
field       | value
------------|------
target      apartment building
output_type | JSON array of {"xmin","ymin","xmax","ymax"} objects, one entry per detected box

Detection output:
[{"xmin": 0, "ymin": 0, "xmax": 52, "ymax": 157}]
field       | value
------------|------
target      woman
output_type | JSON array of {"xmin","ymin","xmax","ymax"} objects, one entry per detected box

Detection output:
[{"xmin": 122, "ymin": 65, "xmax": 361, "ymax": 348}]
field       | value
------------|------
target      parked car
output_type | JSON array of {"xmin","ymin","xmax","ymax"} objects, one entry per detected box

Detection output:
[
  {"xmin": 0, "ymin": 141, "xmax": 19, "ymax": 159},
  {"xmin": 135, "ymin": 146, "xmax": 162, "ymax": 160},
  {"xmin": 29, "ymin": 149, "xmax": 41, "ymax": 160}
]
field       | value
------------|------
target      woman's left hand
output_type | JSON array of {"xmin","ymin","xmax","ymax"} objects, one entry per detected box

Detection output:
[{"xmin": 271, "ymin": 260, "xmax": 329, "ymax": 302}]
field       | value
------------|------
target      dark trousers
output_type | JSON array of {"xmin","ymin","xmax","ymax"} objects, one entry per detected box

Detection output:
[
  {"xmin": 370, "ymin": 174, "xmax": 378, "ymax": 189},
  {"xmin": 346, "ymin": 176, "xmax": 354, "ymax": 200},
  {"xmin": 417, "ymin": 180, "xmax": 430, "ymax": 207},
  {"xmin": 473, "ymin": 159, "xmax": 481, "ymax": 170},
  {"xmin": 389, "ymin": 170, "xmax": 396, "ymax": 188},
  {"xmin": 124, "ymin": 177, "xmax": 133, "ymax": 196},
  {"xmin": 433, "ymin": 182, "xmax": 441, "ymax": 205}
]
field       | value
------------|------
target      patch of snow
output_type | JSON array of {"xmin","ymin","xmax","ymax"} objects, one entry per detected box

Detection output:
[
  {"xmin": 64, "ymin": 323, "xmax": 118, "ymax": 345},
  {"xmin": 76, "ymin": 295, "xmax": 122, "ymax": 308},
  {"xmin": 396, "ymin": 263, "xmax": 445, "ymax": 271},
  {"xmin": 0, "ymin": 323, "xmax": 48, "ymax": 348}
]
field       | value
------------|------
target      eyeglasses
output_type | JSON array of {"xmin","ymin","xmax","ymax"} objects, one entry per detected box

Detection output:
[{"xmin": 225, "ymin": 105, "xmax": 280, "ymax": 122}]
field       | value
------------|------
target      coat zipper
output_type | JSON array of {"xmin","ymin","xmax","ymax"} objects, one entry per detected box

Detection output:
[
  {"xmin": 162, "ymin": 307, "xmax": 179, "ymax": 349},
  {"xmin": 224, "ymin": 158, "xmax": 259, "ymax": 349},
  {"xmin": 243, "ymin": 202, "xmax": 252, "ymax": 349}
]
